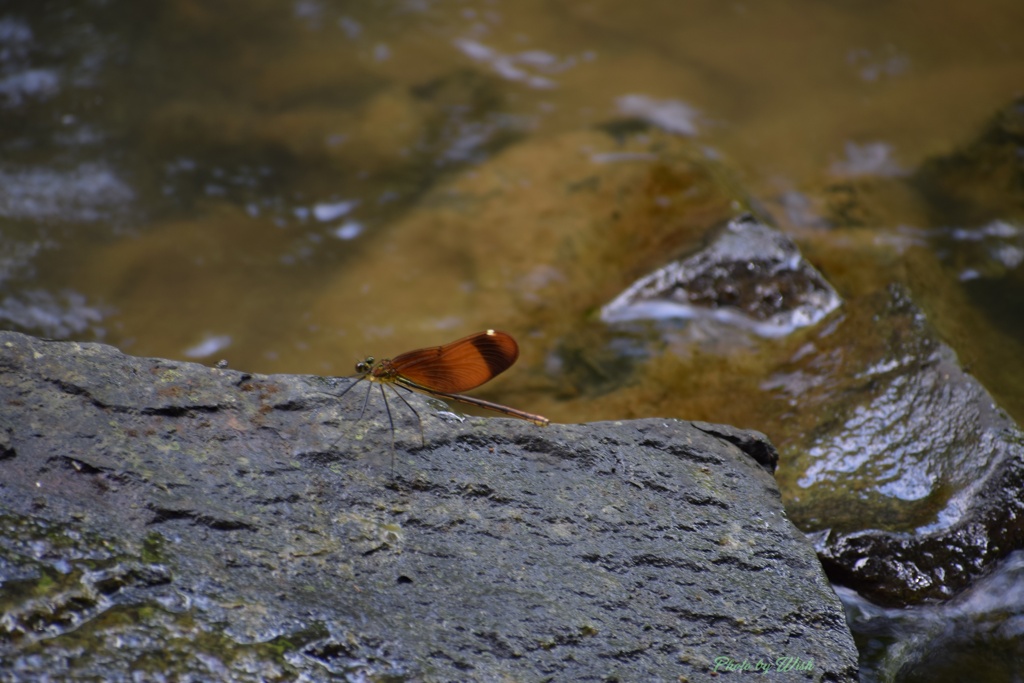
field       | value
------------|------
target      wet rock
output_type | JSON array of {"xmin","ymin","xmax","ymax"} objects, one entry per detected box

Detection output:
[
  {"xmin": 601, "ymin": 214, "xmax": 842, "ymax": 337},
  {"xmin": 774, "ymin": 286, "xmax": 1024, "ymax": 606},
  {"xmin": 0, "ymin": 331, "xmax": 857, "ymax": 681},
  {"xmin": 839, "ymin": 550, "xmax": 1024, "ymax": 682}
]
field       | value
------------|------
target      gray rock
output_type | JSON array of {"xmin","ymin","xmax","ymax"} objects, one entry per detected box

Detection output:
[{"xmin": 0, "ymin": 331, "xmax": 857, "ymax": 681}]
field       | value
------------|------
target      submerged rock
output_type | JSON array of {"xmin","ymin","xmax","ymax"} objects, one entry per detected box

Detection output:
[
  {"xmin": 601, "ymin": 214, "xmax": 842, "ymax": 337},
  {"xmin": 0, "ymin": 330, "xmax": 857, "ymax": 681}
]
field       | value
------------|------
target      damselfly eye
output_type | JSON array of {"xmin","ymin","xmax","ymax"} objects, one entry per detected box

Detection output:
[{"xmin": 355, "ymin": 358, "xmax": 373, "ymax": 373}]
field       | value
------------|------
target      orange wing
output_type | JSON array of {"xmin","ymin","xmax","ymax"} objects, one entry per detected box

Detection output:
[{"xmin": 389, "ymin": 330, "xmax": 520, "ymax": 393}]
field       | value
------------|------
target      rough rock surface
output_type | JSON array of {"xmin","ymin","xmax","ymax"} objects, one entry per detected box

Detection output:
[{"xmin": 0, "ymin": 331, "xmax": 857, "ymax": 681}]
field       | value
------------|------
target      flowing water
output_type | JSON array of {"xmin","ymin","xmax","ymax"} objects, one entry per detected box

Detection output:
[{"xmin": 2, "ymin": 1, "xmax": 1023, "ymax": 679}]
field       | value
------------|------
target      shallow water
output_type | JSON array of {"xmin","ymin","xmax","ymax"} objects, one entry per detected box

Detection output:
[{"xmin": 2, "ymin": 1, "xmax": 1023, "ymax": 680}]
